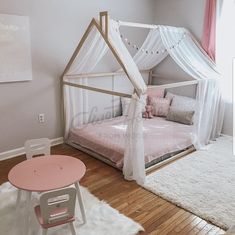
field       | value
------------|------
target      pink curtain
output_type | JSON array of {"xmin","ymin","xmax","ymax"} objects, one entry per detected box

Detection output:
[{"xmin": 202, "ymin": 0, "xmax": 216, "ymax": 61}]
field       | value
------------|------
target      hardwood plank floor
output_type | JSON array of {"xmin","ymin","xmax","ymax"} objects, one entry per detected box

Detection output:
[{"xmin": 0, "ymin": 144, "xmax": 225, "ymax": 235}]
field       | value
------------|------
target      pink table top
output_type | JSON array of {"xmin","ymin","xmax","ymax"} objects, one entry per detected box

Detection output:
[{"xmin": 8, "ymin": 155, "xmax": 86, "ymax": 192}]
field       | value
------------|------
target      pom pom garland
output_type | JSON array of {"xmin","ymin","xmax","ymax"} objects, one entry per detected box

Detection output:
[{"xmin": 116, "ymin": 29, "xmax": 186, "ymax": 55}]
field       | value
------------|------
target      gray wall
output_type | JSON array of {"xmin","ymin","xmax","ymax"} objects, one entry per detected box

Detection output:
[
  {"xmin": 150, "ymin": 0, "xmax": 205, "ymax": 98},
  {"xmin": 153, "ymin": 0, "xmax": 205, "ymax": 97},
  {"xmin": 0, "ymin": 0, "xmax": 156, "ymax": 152},
  {"xmin": 154, "ymin": 0, "xmax": 232, "ymax": 135}
]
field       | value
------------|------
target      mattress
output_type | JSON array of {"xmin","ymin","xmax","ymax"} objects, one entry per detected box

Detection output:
[{"xmin": 69, "ymin": 116, "xmax": 193, "ymax": 168}]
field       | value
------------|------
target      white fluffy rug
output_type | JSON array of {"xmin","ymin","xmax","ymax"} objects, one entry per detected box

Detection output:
[
  {"xmin": 144, "ymin": 136, "xmax": 235, "ymax": 230},
  {"xmin": 0, "ymin": 182, "xmax": 143, "ymax": 235}
]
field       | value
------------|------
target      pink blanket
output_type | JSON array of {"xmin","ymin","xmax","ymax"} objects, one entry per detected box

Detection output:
[{"xmin": 69, "ymin": 116, "xmax": 193, "ymax": 168}]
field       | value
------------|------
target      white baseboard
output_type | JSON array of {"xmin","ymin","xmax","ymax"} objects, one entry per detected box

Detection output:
[
  {"xmin": 0, "ymin": 137, "xmax": 64, "ymax": 161},
  {"xmin": 221, "ymin": 134, "xmax": 233, "ymax": 137},
  {"xmin": 51, "ymin": 137, "xmax": 64, "ymax": 147}
]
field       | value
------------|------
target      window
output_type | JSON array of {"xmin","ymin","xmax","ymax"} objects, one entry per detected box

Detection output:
[{"xmin": 216, "ymin": 0, "xmax": 235, "ymax": 102}]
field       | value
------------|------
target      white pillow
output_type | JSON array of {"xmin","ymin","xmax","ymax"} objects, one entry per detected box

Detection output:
[{"xmin": 121, "ymin": 95, "xmax": 147, "ymax": 116}]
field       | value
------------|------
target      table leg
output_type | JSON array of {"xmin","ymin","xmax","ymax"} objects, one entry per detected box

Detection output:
[
  {"xmin": 16, "ymin": 189, "xmax": 22, "ymax": 205},
  {"xmin": 74, "ymin": 182, "xmax": 86, "ymax": 224},
  {"xmin": 25, "ymin": 191, "xmax": 32, "ymax": 235},
  {"xmin": 16, "ymin": 189, "xmax": 22, "ymax": 215}
]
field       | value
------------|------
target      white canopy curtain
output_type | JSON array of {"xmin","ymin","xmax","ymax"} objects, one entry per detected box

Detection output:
[
  {"xmin": 133, "ymin": 28, "xmax": 168, "ymax": 70},
  {"xmin": 64, "ymin": 27, "xmax": 108, "ymax": 138},
  {"xmin": 158, "ymin": 26, "xmax": 224, "ymax": 148},
  {"xmin": 109, "ymin": 20, "xmax": 147, "ymax": 184},
  {"xmin": 109, "ymin": 21, "xmax": 224, "ymax": 182},
  {"xmin": 125, "ymin": 24, "xmax": 224, "ymax": 149}
]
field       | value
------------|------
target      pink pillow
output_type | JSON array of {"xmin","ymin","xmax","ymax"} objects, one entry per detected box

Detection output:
[
  {"xmin": 147, "ymin": 87, "xmax": 164, "ymax": 98},
  {"xmin": 151, "ymin": 97, "xmax": 171, "ymax": 117}
]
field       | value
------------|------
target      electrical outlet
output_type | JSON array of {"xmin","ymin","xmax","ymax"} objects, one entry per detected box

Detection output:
[{"xmin": 38, "ymin": 113, "xmax": 45, "ymax": 123}]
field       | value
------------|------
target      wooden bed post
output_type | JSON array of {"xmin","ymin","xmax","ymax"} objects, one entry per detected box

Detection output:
[
  {"xmin": 148, "ymin": 70, "xmax": 153, "ymax": 85},
  {"xmin": 99, "ymin": 11, "xmax": 109, "ymax": 39}
]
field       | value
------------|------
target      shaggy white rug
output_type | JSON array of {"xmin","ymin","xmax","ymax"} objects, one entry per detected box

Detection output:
[
  {"xmin": 144, "ymin": 136, "xmax": 235, "ymax": 230},
  {"xmin": 0, "ymin": 182, "xmax": 143, "ymax": 235}
]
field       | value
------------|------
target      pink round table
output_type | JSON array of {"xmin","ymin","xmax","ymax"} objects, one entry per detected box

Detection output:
[
  {"xmin": 8, "ymin": 155, "xmax": 86, "ymax": 192},
  {"xmin": 8, "ymin": 155, "xmax": 87, "ymax": 227}
]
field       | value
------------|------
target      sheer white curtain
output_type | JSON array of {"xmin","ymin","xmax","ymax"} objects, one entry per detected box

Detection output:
[
  {"xmin": 123, "ymin": 94, "xmax": 145, "ymax": 184},
  {"xmin": 133, "ymin": 28, "xmax": 168, "ymax": 70},
  {"xmin": 216, "ymin": 0, "xmax": 235, "ymax": 136},
  {"xmin": 109, "ymin": 20, "xmax": 147, "ymax": 95},
  {"xmin": 64, "ymin": 27, "xmax": 108, "ymax": 138},
  {"xmin": 159, "ymin": 26, "xmax": 224, "ymax": 148},
  {"xmin": 109, "ymin": 20, "xmax": 147, "ymax": 184}
]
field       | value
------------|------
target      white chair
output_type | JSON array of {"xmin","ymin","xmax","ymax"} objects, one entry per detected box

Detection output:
[
  {"xmin": 34, "ymin": 188, "xmax": 77, "ymax": 235},
  {"xmin": 16, "ymin": 138, "xmax": 51, "ymax": 204},
  {"xmin": 24, "ymin": 138, "xmax": 51, "ymax": 159}
]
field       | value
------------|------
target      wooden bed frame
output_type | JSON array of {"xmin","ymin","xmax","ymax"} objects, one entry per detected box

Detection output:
[
  {"xmin": 67, "ymin": 139, "xmax": 195, "ymax": 174},
  {"xmin": 61, "ymin": 11, "xmax": 198, "ymax": 174},
  {"xmin": 61, "ymin": 11, "xmax": 199, "ymax": 101}
]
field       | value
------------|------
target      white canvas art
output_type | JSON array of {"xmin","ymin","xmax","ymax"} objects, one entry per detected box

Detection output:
[{"xmin": 0, "ymin": 14, "xmax": 32, "ymax": 83}]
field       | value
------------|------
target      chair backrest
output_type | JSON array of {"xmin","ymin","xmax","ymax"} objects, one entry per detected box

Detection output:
[
  {"xmin": 24, "ymin": 138, "xmax": 51, "ymax": 159},
  {"xmin": 39, "ymin": 187, "xmax": 76, "ymax": 226}
]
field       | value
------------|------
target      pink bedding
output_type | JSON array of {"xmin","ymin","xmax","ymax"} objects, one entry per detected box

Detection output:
[{"xmin": 69, "ymin": 116, "xmax": 193, "ymax": 168}]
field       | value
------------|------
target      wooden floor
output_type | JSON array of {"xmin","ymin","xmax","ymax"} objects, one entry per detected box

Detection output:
[{"xmin": 0, "ymin": 144, "xmax": 225, "ymax": 235}]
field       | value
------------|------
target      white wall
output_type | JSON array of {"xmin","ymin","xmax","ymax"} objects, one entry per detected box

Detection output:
[
  {"xmin": 0, "ymin": 0, "xmax": 156, "ymax": 153},
  {"xmin": 154, "ymin": 0, "xmax": 232, "ymax": 135}
]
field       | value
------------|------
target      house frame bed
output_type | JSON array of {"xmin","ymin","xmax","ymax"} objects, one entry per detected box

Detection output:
[{"xmin": 61, "ymin": 11, "xmax": 224, "ymax": 183}]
